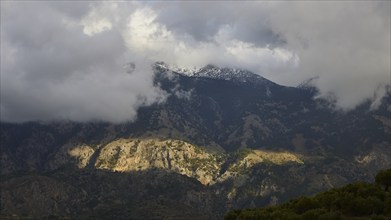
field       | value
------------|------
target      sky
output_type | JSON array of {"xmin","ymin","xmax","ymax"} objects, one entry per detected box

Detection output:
[{"xmin": 1, "ymin": 1, "xmax": 390, "ymax": 123}]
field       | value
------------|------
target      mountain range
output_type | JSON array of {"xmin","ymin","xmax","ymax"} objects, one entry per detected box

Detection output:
[{"xmin": 1, "ymin": 63, "xmax": 390, "ymax": 219}]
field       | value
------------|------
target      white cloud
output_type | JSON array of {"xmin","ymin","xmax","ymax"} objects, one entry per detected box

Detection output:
[
  {"xmin": 0, "ymin": 2, "xmax": 167, "ymax": 123},
  {"xmin": 82, "ymin": 18, "xmax": 112, "ymax": 36},
  {"xmin": 124, "ymin": 7, "xmax": 174, "ymax": 52},
  {"xmin": 121, "ymin": 7, "xmax": 295, "ymax": 73},
  {"xmin": 265, "ymin": 1, "xmax": 390, "ymax": 109}
]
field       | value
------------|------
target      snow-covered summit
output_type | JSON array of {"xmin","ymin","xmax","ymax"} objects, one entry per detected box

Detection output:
[{"xmin": 155, "ymin": 62, "xmax": 271, "ymax": 84}]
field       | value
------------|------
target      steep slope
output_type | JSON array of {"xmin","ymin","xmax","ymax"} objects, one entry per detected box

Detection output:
[
  {"xmin": 1, "ymin": 169, "xmax": 221, "ymax": 219},
  {"xmin": 146, "ymin": 63, "xmax": 390, "ymax": 157}
]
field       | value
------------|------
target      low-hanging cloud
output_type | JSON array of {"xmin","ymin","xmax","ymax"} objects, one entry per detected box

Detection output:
[
  {"xmin": 1, "ymin": 1, "xmax": 390, "ymax": 122},
  {"xmin": 266, "ymin": 1, "xmax": 390, "ymax": 109},
  {"xmin": 1, "ymin": 2, "xmax": 167, "ymax": 123}
]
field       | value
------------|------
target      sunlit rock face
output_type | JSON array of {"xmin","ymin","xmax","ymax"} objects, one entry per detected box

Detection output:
[
  {"xmin": 93, "ymin": 138, "xmax": 222, "ymax": 185},
  {"xmin": 54, "ymin": 138, "xmax": 303, "ymax": 186}
]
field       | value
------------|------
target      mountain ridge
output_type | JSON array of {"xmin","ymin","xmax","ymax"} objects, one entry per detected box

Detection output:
[
  {"xmin": 1, "ymin": 65, "xmax": 390, "ymax": 219},
  {"xmin": 154, "ymin": 62, "xmax": 276, "ymax": 86}
]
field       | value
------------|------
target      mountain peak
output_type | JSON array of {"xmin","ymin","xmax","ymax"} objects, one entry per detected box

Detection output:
[{"xmin": 154, "ymin": 62, "xmax": 272, "ymax": 84}]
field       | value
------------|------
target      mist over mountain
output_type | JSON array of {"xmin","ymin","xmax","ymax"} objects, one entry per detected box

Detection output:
[{"xmin": 1, "ymin": 1, "xmax": 390, "ymax": 123}]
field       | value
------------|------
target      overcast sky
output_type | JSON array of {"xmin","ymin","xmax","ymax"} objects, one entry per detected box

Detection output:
[{"xmin": 1, "ymin": 1, "xmax": 390, "ymax": 122}]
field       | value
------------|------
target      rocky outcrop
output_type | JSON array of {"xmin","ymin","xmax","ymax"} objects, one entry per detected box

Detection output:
[
  {"xmin": 44, "ymin": 138, "xmax": 305, "ymax": 186},
  {"xmin": 94, "ymin": 138, "xmax": 222, "ymax": 185}
]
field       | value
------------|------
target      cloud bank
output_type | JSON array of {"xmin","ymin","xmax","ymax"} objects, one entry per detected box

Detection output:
[{"xmin": 1, "ymin": 1, "xmax": 390, "ymax": 122}]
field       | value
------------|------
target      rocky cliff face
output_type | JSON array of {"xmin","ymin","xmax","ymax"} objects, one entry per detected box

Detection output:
[
  {"xmin": 93, "ymin": 138, "xmax": 222, "ymax": 185},
  {"xmin": 41, "ymin": 137, "xmax": 306, "ymax": 186}
]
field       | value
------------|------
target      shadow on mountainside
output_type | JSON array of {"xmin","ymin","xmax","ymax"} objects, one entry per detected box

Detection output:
[{"xmin": 0, "ymin": 166, "xmax": 225, "ymax": 219}]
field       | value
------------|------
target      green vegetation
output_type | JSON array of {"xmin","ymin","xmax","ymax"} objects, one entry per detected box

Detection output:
[
  {"xmin": 225, "ymin": 169, "xmax": 391, "ymax": 220},
  {"xmin": 376, "ymin": 169, "xmax": 391, "ymax": 191}
]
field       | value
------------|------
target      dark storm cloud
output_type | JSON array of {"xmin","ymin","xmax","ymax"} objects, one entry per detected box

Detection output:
[
  {"xmin": 46, "ymin": 1, "xmax": 91, "ymax": 19},
  {"xmin": 1, "ymin": 1, "xmax": 389, "ymax": 122},
  {"xmin": 154, "ymin": 2, "xmax": 284, "ymax": 47}
]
